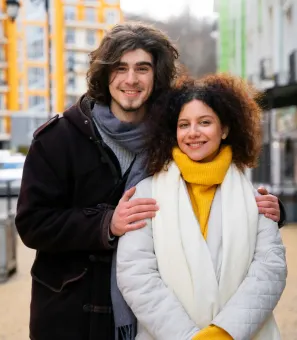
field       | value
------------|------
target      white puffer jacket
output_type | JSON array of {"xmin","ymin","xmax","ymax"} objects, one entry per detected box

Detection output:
[{"xmin": 117, "ymin": 177, "xmax": 287, "ymax": 340}]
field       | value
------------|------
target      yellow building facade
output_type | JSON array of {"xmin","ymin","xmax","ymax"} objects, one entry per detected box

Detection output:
[
  {"xmin": 20, "ymin": 0, "xmax": 122, "ymax": 114},
  {"xmin": 0, "ymin": 0, "xmax": 122, "ymax": 136}
]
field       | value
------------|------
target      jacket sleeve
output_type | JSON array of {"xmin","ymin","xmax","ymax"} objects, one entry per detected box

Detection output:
[
  {"xmin": 278, "ymin": 198, "xmax": 286, "ymax": 228},
  {"xmin": 117, "ymin": 179, "xmax": 199, "ymax": 340},
  {"xmin": 212, "ymin": 215, "xmax": 287, "ymax": 340},
  {"xmin": 16, "ymin": 137, "xmax": 116, "ymax": 252}
]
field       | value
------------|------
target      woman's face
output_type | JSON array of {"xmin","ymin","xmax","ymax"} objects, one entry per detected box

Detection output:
[{"xmin": 176, "ymin": 99, "xmax": 228, "ymax": 162}]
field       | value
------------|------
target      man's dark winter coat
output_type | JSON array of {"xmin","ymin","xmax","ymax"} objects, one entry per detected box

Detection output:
[{"xmin": 16, "ymin": 95, "xmax": 128, "ymax": 340}]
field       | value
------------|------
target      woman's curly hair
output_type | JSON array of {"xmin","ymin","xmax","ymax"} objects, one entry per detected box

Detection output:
[{"xmin": 146, "ymin": 73, "xmax": 263, "ymax": 174}]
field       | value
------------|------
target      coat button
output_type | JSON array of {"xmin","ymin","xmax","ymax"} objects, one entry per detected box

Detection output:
[
  {"xmin": 89, "ymin": 254, "xmax": 97, "ymax": 262},
  {"xmin": 84, "ymin": 120, "xmax": 89, "ymax": 124},
  {"xmin": 83, "ymin": 304, "xmax": 92, "ymax": 312}
]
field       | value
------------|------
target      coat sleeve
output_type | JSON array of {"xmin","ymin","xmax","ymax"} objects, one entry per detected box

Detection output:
[
  {"xmin": 117, "ymin": 179, "xmax": 199, "ymax": 340},
  {"xmin": 16, "ymin": 136, "xmax": 116, "ymax": 252},
  {"xmin": 212, "ymin": 215, "xmax": 287, "ymax": 340}
]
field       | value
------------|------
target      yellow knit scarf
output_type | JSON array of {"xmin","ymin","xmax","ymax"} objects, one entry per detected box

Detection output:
[{"xmin": 172, "ymin": 145, "xmax": 232, "ymax": 239}]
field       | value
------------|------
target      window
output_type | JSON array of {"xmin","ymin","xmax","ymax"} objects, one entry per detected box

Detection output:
[
  {"xmin": 28, "ymin": 95, "xmax": 46, "ymax": 110},
  {"xmin": 65, "ymin": 28, "xmax": 76, "ymax": 44},
  {"xmin": 0, "ymin": 69, "xmax": 6, "ymax": 85},
  {"xmin": 105, "ymin": 0, "xmax": 119, "ymax": 4},
  {"xmin": 257, "ymin": 0, "xmax": 263, "ymax": 32},
  {"xmin": 67, "ymin": 52, "xmax": 76, "ymax": 70},
  {"xmin": 104, "ymin": 9, "xmax": 120, "ymax": 25},
  {"xmin": 85, "ymin": 7, "xmax": 97, "ymax": 22},
  {"xmin": 67, "ymin": 75, "xmax": 76, "ymax": 88},
  {"xmin": 64, "ymin": 6, "xmax": 76, "ymax": 21},
  {"xmin": 0, "ymin": 49, "xmax": 5, "ymax": 62},
  {"xmin": 26, "ymin": 27, "xmax": 45, "ymax": 60},
  {"xmin": 0, "ymin": 94, "xmax": 5, "ymax": 110},
  {"xmin": 0, "ymin": 162, "xmax": 24, "ymax": 169},
  {"xmin": 286, "ymin": 5, "xmax": 293, "ymax": 21},
  {"xmin": 86, "ymin": 30, "xmax": 96, "ymax": 46},
  {"xmin": 66, "ymin": 95, "xmax": 78, "ymax": 109},
  {"xmin": 28, "ymin": 67, "xmax": 45, "ymax": 89}
]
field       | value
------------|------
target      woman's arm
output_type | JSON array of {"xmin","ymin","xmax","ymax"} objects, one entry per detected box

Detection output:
[
  {"xmin": 117, "ymin": 180, "xmax": 199, "ymax": 340},
  {"xmin": 211, "ymin": 215, "xmax": 287, "ymax": 340}
]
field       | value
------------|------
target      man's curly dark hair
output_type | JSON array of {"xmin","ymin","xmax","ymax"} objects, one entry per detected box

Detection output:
[
  {"xmin": 86, "ymin": 22, "xmax": 179, "ymax": 106},
  {"xmin": 146, "ymin": 73, "xmax": 263, "ymax": 174}
]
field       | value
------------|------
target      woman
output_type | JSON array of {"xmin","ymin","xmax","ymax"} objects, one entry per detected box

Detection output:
[{"xmin": 116, "ymin": 74, "xmax": 287, "ymax": 340}]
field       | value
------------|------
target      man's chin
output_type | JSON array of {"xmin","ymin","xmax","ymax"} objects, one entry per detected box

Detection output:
[{"xmin": 121, "ymin": 105, "xmax": 143, "ymax": 112}]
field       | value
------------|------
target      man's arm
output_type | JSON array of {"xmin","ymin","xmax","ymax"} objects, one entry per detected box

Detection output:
[
  {"xmin": 256, "ymin": 187, "xmax": 286, "ymax": 228},
  {"xmin": 16, "ymin": 138, "xmax": 116, "ymax": 252}
]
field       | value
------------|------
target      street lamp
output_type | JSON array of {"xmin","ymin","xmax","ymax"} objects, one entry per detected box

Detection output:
[{"xmin": 5, "ymin": 0, "xmax": 20, "ymax": 21}]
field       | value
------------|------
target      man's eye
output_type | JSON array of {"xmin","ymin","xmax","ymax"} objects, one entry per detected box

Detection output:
[
  {"xmin": 137, "ymin": 67, "xmax": 149, "ymax": 73},
  {"xmin": 116, "ymin": 67, "xmax": 127, "ymax": 72}
]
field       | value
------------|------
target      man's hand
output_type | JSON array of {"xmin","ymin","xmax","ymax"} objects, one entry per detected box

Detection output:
[
  {"xmin": 256, "ymin": 186, "xmax": 280, "ymax": 222},
  {"xmin": 110, "ymin": 187, "xmax": 159, "ymax": 237}
]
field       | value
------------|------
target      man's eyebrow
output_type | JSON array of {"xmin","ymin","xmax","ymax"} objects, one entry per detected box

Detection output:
[
  {"xmin": 135, "ymin": 61, "xmax": 153, "ymax": 67},
  {"xmin": 117, "ymin": 61, "xmax": 153, "ymax": 67}
]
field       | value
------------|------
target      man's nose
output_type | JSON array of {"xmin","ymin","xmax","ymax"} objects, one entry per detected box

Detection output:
[{"xmin": 125, "ymin": 70, "xmax": 138, "ymax": 85}]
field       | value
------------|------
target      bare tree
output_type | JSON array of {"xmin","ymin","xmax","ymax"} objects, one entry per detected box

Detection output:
[{"xmin": 124, "ymin": 8, "xmax": 217, "ymax": 78}]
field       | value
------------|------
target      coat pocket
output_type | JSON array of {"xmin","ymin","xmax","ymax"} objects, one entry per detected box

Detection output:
[{"xmin": 31, "ymin": 251, "xmax": 88, "ymax": 293}]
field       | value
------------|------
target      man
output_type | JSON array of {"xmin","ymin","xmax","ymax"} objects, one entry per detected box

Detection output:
[{"xmin": 16, "ymin": 22, "xmax": 284, "ymax": 340}]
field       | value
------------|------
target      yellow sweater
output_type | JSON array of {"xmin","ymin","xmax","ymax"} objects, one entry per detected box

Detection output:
[{"xmin": 173, "ymin": 145, "xmax": 233, "ymax": 340}]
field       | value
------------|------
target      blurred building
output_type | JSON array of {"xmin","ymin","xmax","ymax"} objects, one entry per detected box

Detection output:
[
  {"xmin": 0, "ymin": 0, "xmax": 18, "ymax": 145},
  {"xmin": 0, "ymin": 0, "xmax": 122, "ymax": 148},
  {"xmin": 216, "ymin": 0, "xmax": 297, "ymax": 222},
  {"xmin": 18, "ymin": 0, "xmax": 122, "ymax": 114}
]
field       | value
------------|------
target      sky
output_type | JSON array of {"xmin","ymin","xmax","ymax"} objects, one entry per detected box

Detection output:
[{"xmin": 120, "ymin": 0, "xmax": 214, "ymax": 21}]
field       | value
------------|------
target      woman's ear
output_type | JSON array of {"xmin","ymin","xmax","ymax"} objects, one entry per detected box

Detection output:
[{"xmin": 222, "ymin": 127, "xmax": 229, "ymax": 140}]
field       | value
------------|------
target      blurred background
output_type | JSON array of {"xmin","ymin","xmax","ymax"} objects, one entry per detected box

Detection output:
[{"xmin": 0, "ymin": 0, "xmax": 296, "ymax": 339}]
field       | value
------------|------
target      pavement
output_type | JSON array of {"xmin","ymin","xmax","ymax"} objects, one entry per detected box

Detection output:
[{"xmin": 0, "ymin": 219, "xmax": 296, "ymax": 339}]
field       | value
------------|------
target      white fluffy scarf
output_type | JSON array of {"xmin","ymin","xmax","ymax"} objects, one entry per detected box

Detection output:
[{"xmin": 152, "ymin": 162, "xmax": 279, "ymax": 339}]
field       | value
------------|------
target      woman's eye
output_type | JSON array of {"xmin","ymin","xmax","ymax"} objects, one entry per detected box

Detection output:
[
  {"xmin": 179, "ymin": 124, "xmax": 188, "ymax": 128},
  {"xmin": 200, "ymin": 120, "xmax": 210, "ymax": 126}
]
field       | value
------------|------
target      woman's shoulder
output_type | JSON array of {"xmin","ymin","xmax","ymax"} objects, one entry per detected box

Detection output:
[{"xmin": 134, "ymin": 176, "xmax": 154, "ymax": 199}]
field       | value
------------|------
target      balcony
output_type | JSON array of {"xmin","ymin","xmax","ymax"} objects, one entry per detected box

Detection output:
[
  {"xmin": 0, "ymin": 81, "xmax": 8, "ymax": 93},
  {"xmin": 0, "ymin": 36, "xmax": 8, "ymax": 45},
  {"xmin": 65, "ymin": 43, "xmax": 96, "ymax": 53},
  {"xmin": 64, "ymin": 20, "xmax": 108, "ymax": 31},
  {"xmin": 0, "ymin": 60, "xmax": 8, "ymax": 69}
]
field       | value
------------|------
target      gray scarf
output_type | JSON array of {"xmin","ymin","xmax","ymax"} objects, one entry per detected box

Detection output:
[{"xmin": 92, "ymin": 103, "xmax": 148, "ymax": 340}]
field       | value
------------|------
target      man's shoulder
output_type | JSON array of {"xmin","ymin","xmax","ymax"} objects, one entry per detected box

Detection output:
[{"xmin": 33, "ymin": 114, "xmax": 62, "ymax": 139}]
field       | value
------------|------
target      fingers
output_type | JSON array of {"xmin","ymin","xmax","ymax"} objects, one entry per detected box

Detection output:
[
  {"xmin": 257, "ymin": 186, "xmax": 269, "ymax": 195},
  {"xmin": 264, "ymin": 213, "xmax": 279, "ymax": 222},
  {"xmin": 256, "ymin": 200, "xmax": 278, "ymax": 208},
  {"xmin": 126, "ymin": 221, "xmax": 147, "ymax": 232},
  {"xmin": 127, "ymin": 197, "xmax": 157, "ymax": 207},
  {"xmin": 127, "ymin": 211, "xmax": 157, "ymax": 224},
  {"xmin": 258, "ymin": 207, "xmax": 278, "ymax": 215},
  {"xmin": 255, "ymin": 194, "xmax": 278, "ymax": 203},
  {"xmin": 128, "ymin": 204, "xmax": 159, "ymax": 216},
  {"xmin": 120, "ymin": 187, "xmax": 136, "ymax": 202}
]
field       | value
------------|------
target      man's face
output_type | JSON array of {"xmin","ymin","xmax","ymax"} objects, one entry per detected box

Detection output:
[{"xmin": 109, "ymin": 49, "xmax": 154, "ymax": 122}]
